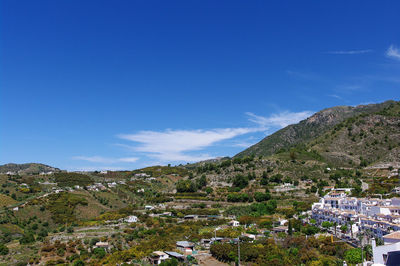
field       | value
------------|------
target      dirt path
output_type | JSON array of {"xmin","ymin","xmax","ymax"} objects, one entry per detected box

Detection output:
[{"xmin": 195, "ymin": 253, "xmax": 228, "ymax": 266}]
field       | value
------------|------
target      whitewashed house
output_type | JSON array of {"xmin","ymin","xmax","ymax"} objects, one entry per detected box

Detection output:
[
  {"xmin": 125, "ymin": 215, "xmax": 138, "ymax": 223},
  {"xmin": 372, "ymin": 237, "xmax": 400, "ymax": 265},
  {"xmin": 149, "ymin": 251, "xmax": 169, "ymax": 265},
  {"xmin": 229, "ymin": 220, "xmax": 240, "ymax": 227}
]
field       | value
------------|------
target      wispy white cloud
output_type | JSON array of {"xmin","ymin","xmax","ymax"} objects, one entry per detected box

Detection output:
[
  {"xmin": 112, "ymin": 110, "xmax": 314, "ymax": 163},
  {"xmin": 72, "ymin": 156, "xmax": 138, "ymax": 164},
  {"xmin": 117, "ymin": 127, "xmax": 260, "ymax": 162},
  {"xmin": 245, "ymin": 110, "xmax": 313, "ymax": 128},
  {"xmin": 327, "ymin": 49, "xmax": 372, "ymax": 55},
  {"xmin": 328, "ymin": 94, "xmax": 343, "ymax": 100},
  {"xmin": 232, "ymin": 141, "xmax": 257, "ymax": 148},
  {"xmin": 386, "ymin": 45, "xmax": 400, "ymax": 60}
]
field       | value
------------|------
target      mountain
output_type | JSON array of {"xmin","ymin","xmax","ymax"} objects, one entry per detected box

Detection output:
[
  {"xmin": 236, "ymin": 100, "xmax": 398, "ymax": 159},
  {"xmin": 309, "ymin": 101, "xmax": 400, "ymax": 168},
  {"xmin": 0, "ymin": 163, "xmax": 60, "ymax": 175}
]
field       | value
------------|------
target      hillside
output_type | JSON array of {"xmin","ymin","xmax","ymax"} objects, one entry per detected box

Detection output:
[
  {"xmin": 310, "ymin": 101, "xmax": 400, "ymax": 168},
  {"xmin": 236, "ymin": 100, "xmax": 397, "ymax": 158},
  {"xmin": 0, "ymin": 163, "xmax": 60, "ymax": 175},
  {"xmin": 0, "ymin": 103, "xmax": 399, "ymax": 266}
]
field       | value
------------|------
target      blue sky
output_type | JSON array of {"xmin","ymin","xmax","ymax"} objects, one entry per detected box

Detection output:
[{"xmin": 1, "ymin": 1, "xmax": 400, "ymax": 171}]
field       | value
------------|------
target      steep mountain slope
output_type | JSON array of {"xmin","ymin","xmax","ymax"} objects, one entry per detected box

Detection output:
[
  {"xmin": 310, "ymin": 101, "xmax": 400, "ymax": 167},
  {"xmin": 0, "ymin": 163, "xmax": 60, "ymax": 174},
  {"xmin": 236, "ymin": 100, "xmax": 397, "ymax": 158}
]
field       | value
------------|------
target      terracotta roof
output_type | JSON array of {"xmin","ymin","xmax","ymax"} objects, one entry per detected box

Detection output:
[{"xmin": 384, "ymin": 231, "xmax": 400, "ymax": 240}]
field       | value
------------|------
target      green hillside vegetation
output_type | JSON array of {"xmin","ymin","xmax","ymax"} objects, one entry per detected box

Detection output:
[
  {"xmin": 0, "ymin": 194, "xmax": 17, "ymax": 207},
  {"xmin": 54, "ymin": 172, "xmax": 93, "ymax": 187},
  {"xmin": 131, "ymin": 165, "xmax": 188, "ymax": 177},
  {"xmin": 45, "ymin": 192, "xmax": 88, "ymax": 224},
  {"xmin": 310, "ymin": 101, "xmax": 400, "ymax": 167},
  {"xmin": 0, "ymin": 163, "xmax": 60, "ymax": 175},
  {"xmin": 237, "ymin": 100, "xmax": 396, "ymax": 158},
  {"xmin": 0, "ymin": 100, "xmax": 399, "ymax": 266},
  {"xmin": 0, "ymin": 223, "xmax": 24, "ymax": 235}
]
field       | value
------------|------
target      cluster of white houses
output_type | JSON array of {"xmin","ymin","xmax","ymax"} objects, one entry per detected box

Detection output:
[
  {"xmin": 312, "ymin": 189, "xmax": 400, "ymax": 265},
  {"xmin": 312, "ymin": 189, "xmax": 400, "ymax": 239}
]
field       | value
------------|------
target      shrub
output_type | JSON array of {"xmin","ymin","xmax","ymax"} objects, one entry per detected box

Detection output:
[
  {"xmin": 19, "ymin": 232, "xmax": 35, "ymax": 244},
  {"xmin": 227, "ymin": 193, "xmax": 252, "ymax": 202},
  {"xmin": 254, "ymin": 192, "xmax": 271, "ymax": 202},
  {"xmin": 176, "ymin": 180, "xmax": 197, "ymax": 193},
  {"xmin": 0, "ymin": 243, "xmax": 9, "ymax": 255},
  {"xmin": 270, "ymin": 174, "xmax": 283, "ymax": 183},
  {"xmin": 93, "ymin": 247, "xmax": 106, "ymax": 259},
  {"xmin": 344, "ymin": 248, "xmax": 364, "ymax": 264},
  {"xmin": 54, "ymin": 172, "xmax": 93, "ymax": 187},
  {"xmin": 160, "ymin": 258, "xmax": 178, "ymax": 266},
  {"xmin": 232, "ymin": 174, "xmax": 248, "ymax": 189},
  {"xmin": 73, "ymin": 260, "xmax": 85, "ymax": 266}
]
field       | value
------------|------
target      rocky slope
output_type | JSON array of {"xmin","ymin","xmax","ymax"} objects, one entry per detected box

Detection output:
[{"xmin": 236, "ymin": 100, "xmax": 397, "ymax": 159}]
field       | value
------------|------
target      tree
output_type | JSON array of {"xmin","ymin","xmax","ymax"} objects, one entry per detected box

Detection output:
[
  {"xmin": 288, "ymin": 220, "xmax": 293, "ymax": 235},
  {"xmin": 270, "ymin": 174, "xmax": 283, "ymax": 183},
  {"xmin": 254, "ymin": 192, "xmax": 271, "ymax": 202},
  {"xmin": 289, "ymin": 149, "xmax": 297, "ymax": 160},
  {"xmin": 232, "ymin": 174, "xmax": 248, "ymax": 189},
  {"xmin": 38, "ymin": 229, "xmax": 48, "ymax": 238},
  {"xmin": 31, "ymin": 223, "xmax": 38, "ymax": 230},
  {"xmin": 301, "ymin": 225, "xmax": 319, "ymax": 235},
  {"xmin": 321, "ymin": 221, "xmax": 332, "ymax": 230},
  {"xmin": 73, "ymin": 260, "xmax": 85, "ymax": 266},
  {"xmin": 196, "ymin": 175, "xmax": 207, "ymax": 188},
  {"xmin": 260, "ymin": 175, "xmax": 269, "ymax": 186},
  {"xmin": 344, "ymin": 248, "xmax": 364, "ymax": 264},
  {"xmin": 0, "ymin": 243, "xmax": 9, "ymax": 255},
  {"xmin": 19, "ymin": 232, "xmax": 35, "ymax": 244},
  {"xmin": 340, "ymin": 225, "xmax": 348, "ymax": 233},
  {"xmin": 176, "ymin": 180, "xmax": 197, "ymax": 193},
  {"xmin": 93, "ymin": 247, "xmax": 106, "ymax": 259},
  {"xmin": 349, "ymin": 221, "xmax": 354, "ymax": 238},
  {"xmin": 160, "ymin": 258, "xmax": 178, "ymax": 266},
  {"xmin": 205, "ymin": 187, "xmax": 213, "ymax": 194}
]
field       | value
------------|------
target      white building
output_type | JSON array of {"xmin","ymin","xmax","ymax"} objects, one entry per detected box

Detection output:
[
  {"xmin": 228, "ymin": 220, "xmax": 240, "ymax": 227},
  {"xmin": 312, "ymin": 190, "xmax": 400, "ymax": 239},
  {"xmin": 107, "ymin": 182, "xmax": 117, "ymax": 188},
  {"xmin": 372, "ymin": 236, "xmax": 400, "ymax": 265},
  {"xmin": 134, "ymin": 173, "xmax": 150, "ymax": 178},
  {"xmin": 383, "ymin": 231, "xmax": 400, "ymax": 245},
  {"xmin": 149, "ymin": 251, "xmax": 169, "ymax": 265},
  {"xmin": 95, "ymin": 241, "xmax": 110, "ymax": 251},
  {"xmin": 124, "ymin": 215, "xmax": 138, "ymax": 223}
]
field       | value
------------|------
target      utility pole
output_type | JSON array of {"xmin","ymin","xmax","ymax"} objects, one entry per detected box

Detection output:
[
  {"xmin": 238, "ymin": 239, "xmax": 240, "ymax": 266},
  {"xmin": 359, "ymin": 232, "xmax": 364, "ymax": 265}
]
